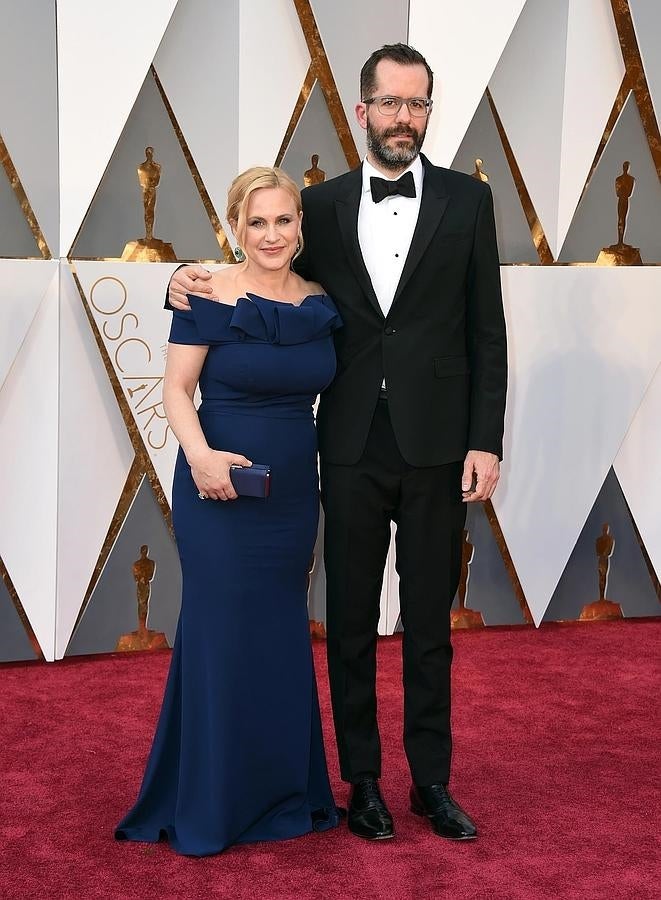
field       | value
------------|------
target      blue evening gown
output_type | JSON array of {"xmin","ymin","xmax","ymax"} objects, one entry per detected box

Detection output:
[{"xmin": 115, "ymin": 293, "xmax": 342, "ymax": 856}]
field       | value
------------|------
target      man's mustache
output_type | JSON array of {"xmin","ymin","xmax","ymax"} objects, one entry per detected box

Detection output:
[{"xmin": 384, "ymin": 127, "xmax": 416, "ymax": 137}]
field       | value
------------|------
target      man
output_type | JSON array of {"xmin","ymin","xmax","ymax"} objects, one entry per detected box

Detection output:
[{"xmin": 168, "ymin": 43, "xmax": 507, "ymax": 842}]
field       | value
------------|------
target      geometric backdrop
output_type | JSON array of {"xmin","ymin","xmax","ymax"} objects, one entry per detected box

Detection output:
[{"xmin": 1, "ymin": 0, "xmax": 659, "ymax": 660}]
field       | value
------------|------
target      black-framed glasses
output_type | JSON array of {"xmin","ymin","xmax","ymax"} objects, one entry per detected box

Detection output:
[{"xmin": 363, "ymin": 96, "xmax": 433, "ymax": 117}]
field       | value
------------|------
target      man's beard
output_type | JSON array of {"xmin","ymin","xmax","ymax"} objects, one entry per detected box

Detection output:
[{"xmin": 366, "ymin": 121, "xmax": 427, "ymax": 171}]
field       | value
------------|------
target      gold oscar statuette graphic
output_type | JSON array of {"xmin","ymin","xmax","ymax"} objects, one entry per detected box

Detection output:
[
  {"xmin": 451, "ymin": 530, "xmax": 485, "ymax": 630},
  {"xmin": 579, "ymin": 524, "xmax": 623, "ymax": 621},
  {"xmin": 303, "ymin": 154, "xmax": 326, "ymax": 187},
  {"xmin": 115, "ymin": 545, "xmax": 169, "ymax": 650},
  {"xmin": 121, "ymin": 147, "xmax": 177, "ymax": 262},
  {"xmin": 471, "ymin": 158, "xmax": 489, "ymax": 183},
  {"xmin": 596, "ymin": 162, "xmax": 643, "ymax": 266}
]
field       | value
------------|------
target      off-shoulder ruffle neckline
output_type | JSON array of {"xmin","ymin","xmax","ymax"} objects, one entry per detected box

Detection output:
[
  {"xmin": 183, "ymin": 291, "xmax": 341, "ymax": 345},
  {"xmin": 245, "ymin": 291, "xmax": 328, "ymax": 307},
  {"xmin": 186, "ymin": 291, "xmax": 328, "ymax": 308}
]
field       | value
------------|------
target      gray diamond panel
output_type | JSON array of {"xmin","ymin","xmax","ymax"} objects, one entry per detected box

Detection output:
[
  {"xmin": 66, "ymin": 477, "xmax": 182, "ymax": 656},
  {"xmin": 0, "ymin": 173, "xmax": 41, "ymax": 257},
  {"xmin": 72, "ymin": 70, "xmax": 221, "ymax": 262},
  {"xmin": 310, "ymin": 0, "xmax": 409, "ymax": 153},
  {"xmin": 452, "ymin": 93, "xmax": 539, "ymax": 265},
  {"xmin": 452, "ymin": 503, "xmax": 527, "ymax": 627},
  {"xmin": 281, "ymin": 81, "xmax": 349, "ymax": 187},
  {"xmin": 558, "ymin": 92, "xmax": 661, "ymax": 264},
  {"xmin": 544, "ymin": 468, "xmax": 659, "ymax": 622},
  {"xmin": 0, "ymin": 575, "xmax": 38, "ymax": 662}
]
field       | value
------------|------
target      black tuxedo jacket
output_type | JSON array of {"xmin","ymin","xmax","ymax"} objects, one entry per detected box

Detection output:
[{"xmin": 297, "ymin": 154, "xmax": 507, "ymax": 468}]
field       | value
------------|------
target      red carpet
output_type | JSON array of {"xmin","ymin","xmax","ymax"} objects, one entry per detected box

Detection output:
[{"xmin": 1, "ymin": 621, "xmax": 659, "ymax": 900}]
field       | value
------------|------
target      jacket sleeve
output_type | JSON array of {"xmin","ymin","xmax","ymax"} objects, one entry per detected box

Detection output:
[{"xmin": 465, "ymin": 184, "xmax": 508, "ymax": 459}]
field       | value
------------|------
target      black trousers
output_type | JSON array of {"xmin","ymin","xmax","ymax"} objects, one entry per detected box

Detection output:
[{"xmin": 321, "ymin": 399, "xmax": 466, "ymax": 786}]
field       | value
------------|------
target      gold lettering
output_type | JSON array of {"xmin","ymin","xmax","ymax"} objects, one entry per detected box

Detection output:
[
  {"xmin": 89, "ymin": 276, "xmax": 127, "ymax": 316},
  {"xmin": 103, "ymin": 312, "xmax": 138, "ymax": 342},
  {"xmin": 123, "ymin": 376, "xmax": 164, "ymax": 411},
  {"xmin": 115, "ymin": 338, "xmax": 152, "ymax": 374},
  {"xmin": 138, "ymin": 400, "xmax": 167, "ymax": 426},
  {"xmin": 148, "ymin": 423, "xmax": 171, "ymax": 450},
  {"xmin": 138, "ymin": 401, "xmax": 170, "ymax": 450}
]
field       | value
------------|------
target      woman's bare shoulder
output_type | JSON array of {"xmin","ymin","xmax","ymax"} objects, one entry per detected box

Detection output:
[
  {"xmin": 207, "ymin": 265, "xmax": 240, "ymax": 303},
  {"xmin": 298, "ymin": 277, "xmax": 326, "ymax": 297}
]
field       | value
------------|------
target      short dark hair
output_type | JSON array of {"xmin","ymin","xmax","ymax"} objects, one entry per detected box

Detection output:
[{"xmin": 360, "ymin": 43, "xmax": 434, "ymax": 100}]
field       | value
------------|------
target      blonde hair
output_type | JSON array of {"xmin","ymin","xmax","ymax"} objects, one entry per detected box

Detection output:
[{"xmin": 227, "ymin": 166, "xmax": 303, "ymax": 260}]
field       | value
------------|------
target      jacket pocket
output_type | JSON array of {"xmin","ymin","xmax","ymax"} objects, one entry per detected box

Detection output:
[{"xmin": 434, "ymin": 356, "xmax": 470, "ymax": 378}]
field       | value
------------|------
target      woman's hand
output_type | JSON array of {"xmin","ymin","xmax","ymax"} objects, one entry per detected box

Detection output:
[{"xmin": 190, "ymin": 449, "xmax": 253, "ymax": 501}]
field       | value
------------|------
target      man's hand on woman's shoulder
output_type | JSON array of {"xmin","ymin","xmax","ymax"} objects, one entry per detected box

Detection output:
[{"xmin": 168, "ymin": 265, "xmax": 213, "ymax": 311}]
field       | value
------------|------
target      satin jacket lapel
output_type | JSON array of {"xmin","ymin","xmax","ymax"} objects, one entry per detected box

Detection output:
[
  {"xmin": 334, "ymin": 168, "xmax": 383, "ymax": 319},
  {"xmin": 391, "ymin": 156, "xmax": 449, "ymax": 309}
]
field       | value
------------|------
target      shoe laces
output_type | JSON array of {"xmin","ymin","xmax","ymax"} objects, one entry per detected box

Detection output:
[
  {"xmin": 360, "ymin": 779, "xmax": 383, "ymax": 803},
  {"xmin": 436, "ymin": 787, "xmax": 452, "ymax": 809},
  {"xmin": 424, "ymin": 783, "xmax": 453, "ymax": 809}
]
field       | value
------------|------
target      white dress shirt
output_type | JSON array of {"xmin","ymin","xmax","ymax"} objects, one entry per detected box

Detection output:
[{"xmin": 357, "ymin": 155, "xmax": 424, "ymax": 318}]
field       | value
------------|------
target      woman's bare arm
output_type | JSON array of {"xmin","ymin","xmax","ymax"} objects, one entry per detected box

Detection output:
[{"xmin": 163, "ymin": 343, "xmax": 251, "ymax": 500}]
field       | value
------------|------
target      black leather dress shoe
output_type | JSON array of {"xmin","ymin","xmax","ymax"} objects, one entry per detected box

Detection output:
[
  {"xmin": 347, "ymin": 778, "xmax": 395, "ymax": 840},
  {"xmin": 410, "ymin": 784, "xmax": 477, "ymax": 840}
]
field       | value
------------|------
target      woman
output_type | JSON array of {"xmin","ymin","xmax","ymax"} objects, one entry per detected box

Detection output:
[{"xmin": 115, "ymin": 167, "xmax": 341, "ymax": 856}]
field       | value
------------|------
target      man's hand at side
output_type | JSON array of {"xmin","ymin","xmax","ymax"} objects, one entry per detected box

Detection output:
[
  {"xmin": 462, "ymin": 450, "xmax": 500, "ymax": 502},
  {"xmin": 168, "ymin": 265, "xmax": 213, "ymax": 310}
]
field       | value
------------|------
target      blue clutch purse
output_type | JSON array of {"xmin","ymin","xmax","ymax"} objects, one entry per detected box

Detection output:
[{"xmin": 229, "ymin": 464, "xmax": 271, "ymax": 498}]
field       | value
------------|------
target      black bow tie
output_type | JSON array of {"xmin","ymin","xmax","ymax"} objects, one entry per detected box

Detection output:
[{"xmin": 370, "ymin": 171, "xmax": 416, "ymax": 203}]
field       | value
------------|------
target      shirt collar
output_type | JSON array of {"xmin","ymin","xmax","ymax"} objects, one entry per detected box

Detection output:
[{"xmin": 361, "ymin": 154, "xmax": 424, "ymax": 197}]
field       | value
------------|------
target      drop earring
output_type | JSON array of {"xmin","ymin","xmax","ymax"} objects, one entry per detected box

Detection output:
[{"xmin": 234, "ymin": 245, "xmax": 245, "ymax": 262}]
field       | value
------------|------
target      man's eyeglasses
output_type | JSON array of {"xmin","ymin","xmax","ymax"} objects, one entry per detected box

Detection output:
[{"xmin": 363, "ymin": 96, "xmax": 433, "ymax": 117}]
